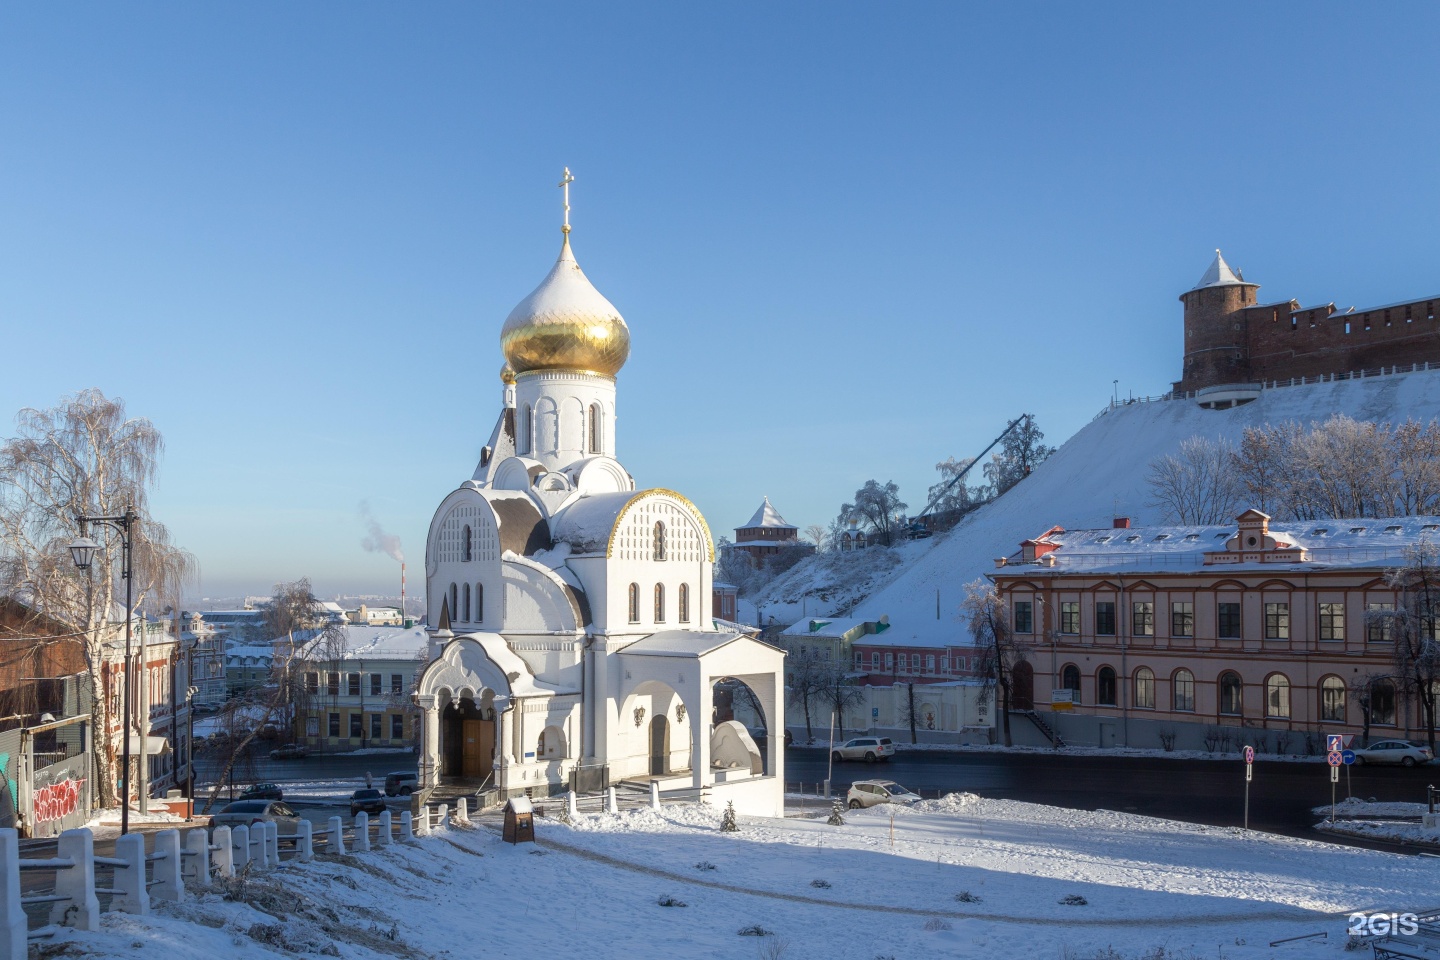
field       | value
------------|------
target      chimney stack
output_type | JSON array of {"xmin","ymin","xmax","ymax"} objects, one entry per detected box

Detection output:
[{"xmin": 1113, "ymin": 517, "xmax": 1131, "ymax": 529}]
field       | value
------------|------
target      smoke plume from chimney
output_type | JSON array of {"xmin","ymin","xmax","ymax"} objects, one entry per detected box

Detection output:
[{"xmin": 358, "ymin": 501, "xmax": 404, "ymax": 563}]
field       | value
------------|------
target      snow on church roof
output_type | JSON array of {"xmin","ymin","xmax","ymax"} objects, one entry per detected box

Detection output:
[
  {"xmin": 741, "ymin": 497, "xmax": 795, "ymax": 530},
  {"xmin": 1190, "ymin": 250, "xmax": 1248, "ymax": 290}
]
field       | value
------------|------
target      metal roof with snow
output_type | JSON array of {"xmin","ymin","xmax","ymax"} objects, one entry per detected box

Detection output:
[
  {"xmin": 739, "ymin": 497, "xmax": 796, "ymax": 530},
  {"xmin": 1190, "ymin": 250, "xmax": 1250, "ymax": 291}
]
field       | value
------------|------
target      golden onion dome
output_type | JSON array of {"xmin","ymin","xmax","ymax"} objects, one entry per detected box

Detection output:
[
  {"xmin": 500, "ymin": 363, "xmax": 517, "ymax": 385},
  {"xmin": 500, "ymin": 235, "xmax": 630, "ymax": 377}
]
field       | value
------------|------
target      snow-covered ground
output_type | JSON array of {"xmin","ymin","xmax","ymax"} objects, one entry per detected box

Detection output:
[
  {"xmin": 1311, "ymin": 797, "xmax": 1440, "ymax": 847},
  {"xmin": 750, "ymin": 367, "xmax": 1440, "ymax": 643},
  {"xmin": 41, "ymin": 794, "xmax": 1440, "ymax": 959}
]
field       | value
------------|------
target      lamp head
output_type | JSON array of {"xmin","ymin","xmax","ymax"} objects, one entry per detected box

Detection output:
[{"xmin": 68, "ymin": 536, "xmax": 100, "ymax": 571}]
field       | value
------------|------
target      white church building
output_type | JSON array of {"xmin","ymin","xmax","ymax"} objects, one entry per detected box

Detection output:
[{"xmin": 413, "ymin": 174, "xmax": 786, "ymax": 816}]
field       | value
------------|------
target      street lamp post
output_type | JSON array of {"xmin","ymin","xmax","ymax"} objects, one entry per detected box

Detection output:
[{"xmin": 69, "ymin": 508, "xmax": 138, "ymax": 836}]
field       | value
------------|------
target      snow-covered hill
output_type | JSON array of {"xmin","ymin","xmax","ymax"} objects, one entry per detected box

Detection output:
[{"xmin": 755, "ymin": 366, "xmax": 1440, "ymax": 647}]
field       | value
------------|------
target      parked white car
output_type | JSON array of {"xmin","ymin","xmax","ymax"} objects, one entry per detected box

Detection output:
[
  {"xmin": 1351, "ymin": 740, "xmax": 1433, "ymax": 767},
  {"xmin": 846, "ymin": 780, "xmax": 921, "ymax": 809},
  {"xmin": 831, "ymin": 737, "xmax": 896, "ymax": 763}
]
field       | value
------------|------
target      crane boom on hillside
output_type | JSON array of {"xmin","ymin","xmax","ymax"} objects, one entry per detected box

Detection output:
[{"xmin": 905, "ymin": 414, "xmax": 1032, "ymax": 538}]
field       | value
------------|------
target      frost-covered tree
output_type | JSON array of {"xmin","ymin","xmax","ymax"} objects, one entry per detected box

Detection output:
[
  {"xmin": 1146, "ymin": 436, "xmax": 1241, "ymax": 525},
  {"xmin": 927, "ymin": 457, "xmax": 979, "ymax": 515},
  {"xmin": 1233, "ymin": 422, "xmax": 1304, "ymax": 517},
  {"xmin": 1377, "ymin": 541, "xmax": 1440, "ymax": 754},
  {"xmin": 1225, "ymin": 415, "xmax": 1440, "ymax": 522},
  {"xmin": 838, "ymin": 480, "xmax": 906, "ymax": 547},
  {"xmin": 982, "ymin": 415, "xmax": 1054, "ymax": 498},
  {"xmin": 715, "ymin": 538, "xmax": 757, "ymax": 592},
  {"xmin": 963, "ymin": 579, "xmax": 1031, "ymax": 747}
]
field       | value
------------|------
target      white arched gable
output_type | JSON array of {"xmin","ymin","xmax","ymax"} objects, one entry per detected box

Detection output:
[
  {"xmin": 426, "ymin": 490, "xmax": 502, "ymax": 577},
  {"xmin": 608, "ymin": 490, "xmax": 714, "ymax": 562},
  {"xmin": 415, "ymin": 635, "xmax": 514, "ymax": 705},
  {"xmin": 501, "ymin": 556, "xmax": 585, "ymax": 633},
  {"xmin": 567, "ymin": 456, "xmax": 634, "ymax": 495},
  {"xmin": 492, "ymin": 456, "xmax": 545, "ymax": 492}
]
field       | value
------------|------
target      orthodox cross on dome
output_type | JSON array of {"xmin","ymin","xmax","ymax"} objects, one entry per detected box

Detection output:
[{"xmin": 558, "ymin": 166, "xmax": 575, "ymax": 235}]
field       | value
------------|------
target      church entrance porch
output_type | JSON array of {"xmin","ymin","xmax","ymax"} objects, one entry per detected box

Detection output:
[{"xmin": 617, "ymin": 631, "xmax": 786, "ymax": 817}]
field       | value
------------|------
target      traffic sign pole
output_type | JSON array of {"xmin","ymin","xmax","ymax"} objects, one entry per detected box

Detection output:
[
  {"xmin": 1326, "ymin": 748, "xmax": 1344, "ymax": 822},
  {"xmin": 1243, "ymin": 745, "xmax": 1255, "ymax": 830}
]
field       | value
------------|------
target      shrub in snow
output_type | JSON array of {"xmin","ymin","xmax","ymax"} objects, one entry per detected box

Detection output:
[
  {"xmin": 694, "ymin": 860, "xmax": 717, "ymax": 871},
  {"xmin": 1202, "ymin": 727, "xmax": 1222, "ymax": 754},
  {"xmin": 656, "ymin": 894, "xmax": 688, "ymax": 907},
  {"xmin": 720, "ymin": 800, "xmax": 739, "ymax": 832},
  {"xmin": 953, "ymin": 891, "xmax": 982, "ymax": 903},
  {"xmin": 1058, "ymin": 894, "xmax": 1088, "ymax": 906},
  {"xmin": 1156, "ymin": 727, "xmax": 1177, "ymax": 752},
  {"xmin": 827, "ymin": 799, "xmax": 846, "ymax": 826},
  {"xmin": 737, "ymin": 925, "xmax": 773, "ymax": 936},
  {"xmin": 810, "ymin": 879, "xmax": 831, "ymax": 889},
  {"xmin": 923, "ymin": 918, "xmax": 952, "ymax": 932},
  {"xmin": 757, "ymin": 938, "xmax": 792, "ymax": 960}
]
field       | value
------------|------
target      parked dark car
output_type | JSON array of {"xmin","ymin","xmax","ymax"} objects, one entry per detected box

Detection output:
[
  {"xmin": 350, "ymin": 788, "xmax": 387, "ymax": 816},
  {"xmin": 239, "ymin": 782, "xmax": 284, "ymax": 801},
  {"xmin": 269, "ymin": 744, "xmax": 309, "ymax": 760},
  {"xmin": 383, "ymin": 771, "xmax": 418, "ymax": 797}
]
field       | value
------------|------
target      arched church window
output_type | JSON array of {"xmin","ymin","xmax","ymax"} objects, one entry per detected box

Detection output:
[
  {"xmin": 678, "ymin": 583, "xmax": 690, "ymax": 623},
  {"xmin": 462, "ymin": 584, "xmax": 470, "ymax": 622},
  {"xmin": 628, "ymin": 583, "xmax": 640, "ymax": 623},
  {"xmin": 588, "ymin": 403, "xmax": 601, "ymax": 454},
  {"xmin": 462, "ymin": 525, "xmax": 472, "ymax": 562},
  {"xmin": 475, "ymin": 583, "xmax": 483, "ymax": 623},
  {"xmin": 449, "ymin": 583, "xmax": 458, "ymax": 622},
  {"xmin": 654, "ymin": 522, "xmax": 667, "ymax": 561},
  {"xmin": 521, "ymin": 404, "xmax": 532, "ymax": 455},
  {"xmin": 654, "ymin": 583, "xmax": 665, "ymax": 623}
]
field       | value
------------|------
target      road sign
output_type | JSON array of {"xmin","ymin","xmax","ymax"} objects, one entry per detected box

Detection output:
[
  {"xmin": 1342, "ymin": 749, "xmax": 1356, "ymax": 765},
  {"xmin": 1331, "ymin": 764, "xmax": 1339, "ymax": 783},
  {"xmin": 1327, "ymin": 751, "xmax": 1343, "ymax": 767},
  {"xmin": 872, "ymin": 707, "xmax": 879, "ymax": 719},
  {"xmin": 1243, "ymin": 746, "xmax": 1255, "ymax": 764},
  {"xmin": 1246, "ymin": 765, "xmax": 1252, "ymax": 783},
  {"xmin": 1327, "ymin": 735, "xmax": 1344, "ymax": 752}
]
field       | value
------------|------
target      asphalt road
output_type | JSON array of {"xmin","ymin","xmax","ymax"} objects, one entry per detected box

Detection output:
[
  {"xmin": 785, "ymin": 748, "xmax": 1438, "ymax": 849},
  {"xmin": 194, "ymin": 748, "xmax": 418, "ymax": 803},
  {"xmin": 194, "ymin": 744, "xmax": 1437, "ymax": 850}
]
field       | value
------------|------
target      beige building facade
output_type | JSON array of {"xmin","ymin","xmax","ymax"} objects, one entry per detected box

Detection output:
[{"xmin": 991, "ymin": 510, "xmax": 1438, "ymax": 752}]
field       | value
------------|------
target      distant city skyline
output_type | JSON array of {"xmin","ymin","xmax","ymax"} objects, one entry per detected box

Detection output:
[{"xmin": 3, "ymin": 4, "xmax": 1436, "ymax": 596}]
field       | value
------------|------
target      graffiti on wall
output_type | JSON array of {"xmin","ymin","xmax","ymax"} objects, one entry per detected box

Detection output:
[{"xmin": 33, "ymin": 777, "xmax": 85, "ymax": 824}]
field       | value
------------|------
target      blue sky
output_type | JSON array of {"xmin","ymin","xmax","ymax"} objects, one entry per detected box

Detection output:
[{"xmin": 2, "ymin": 3, "xmax": 1437, "ymax": 598}]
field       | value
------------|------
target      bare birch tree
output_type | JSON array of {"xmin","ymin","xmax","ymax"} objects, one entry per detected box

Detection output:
[
  {"xmin": 964, "ymin": 578, "xmax": 1030, "ymax": 747},
  {"xmin": 784, "ymin": 647, "xmax": 825, "ymax": 742},
  {"xmin": 802, "ymin": 525, "xmax": 829, "ymax": 552},
  {"xmin": 0, "ymin": 390, "xmax": 194, "ymax": 808},
  {"xmin": 1146, "ymin": 436, "xmax": 1241, "ymax": 524},
  {"xmin": 200, "ymin": 579, "xmax": 346, "ymax": 813}
]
